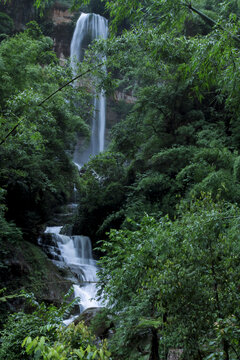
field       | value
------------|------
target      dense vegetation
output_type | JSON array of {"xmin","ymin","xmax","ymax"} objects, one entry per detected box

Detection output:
[
  {"xmin": 74, "ymin": 0, "xmax": 240, "ymax": 240},
  {"xmin": 72, "ymin": 0, "xmax": 240, "ymax": 358},
  {"xmin": 0, "ymin": 21, "xmax": 90, "ymax": 240},
  {"xmin": 0, "ymin": 15, "xmax": 91, "ymax": 323},
  {"xmin": 0, "ymin": 292, "xmax": 111, "ymax": 359},
  {"xmin": 1, "ymin": 0, "xmax": 240, "ymax": 359},
  {"xmin": 98, "ymin": 195, "xmax": 240, "ymax": 359}
]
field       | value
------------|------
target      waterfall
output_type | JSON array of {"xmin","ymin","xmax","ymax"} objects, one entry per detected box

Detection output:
[
  {"xmin": 71, "ymin": 13, "xmax": 108, "ymax": 167},
  {"xmin": 38, "ymin": 13, "xmax": 108, "ymax": 323},
  {"xmin": 40, "ymin": 226, "xmax": 100, "ymax": 316}
]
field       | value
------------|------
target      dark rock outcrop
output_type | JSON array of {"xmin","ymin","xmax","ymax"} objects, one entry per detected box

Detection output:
[
  {"xmin": 0, "ymin": 0, "xmax": 36, "ymax": 32},
  {"xmin": 0, "ymin": 0, "xmax": 76, "ymax": 63},
  {"xmin": 0, "ymin": 239, "xmax": 73, "ymax": 312},
  {"xmin": 50, "ymin": 2, "xmax": 76, "ymax": 61},
  {"xmin": 74, "ymin": 307, "xmax": 114, "ymax": 339}
]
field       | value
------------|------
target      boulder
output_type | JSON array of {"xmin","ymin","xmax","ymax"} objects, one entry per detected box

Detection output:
[
  {"xmin": 167, "ymin": 349, "xmax": 183, "ymax": 360},
  {"xmin": 74, "ymin": 307, "xmax": 114, "ymax": 338}
]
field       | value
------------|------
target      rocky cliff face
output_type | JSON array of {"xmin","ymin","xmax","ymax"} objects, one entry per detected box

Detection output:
[
  {"xmin": 0, "ymin": 0, "xmax": 36, "ymax": 31},
  {"xmin": 0, "ymin": 237, "xmax": 73, "ymax": 325},
  {"xmin": 50, "ymin": 2, "xmax": 76, "ymax": 62},
  {"xmin": 0, "ymin": 0, "xmax": 76, "ymax": 62}
]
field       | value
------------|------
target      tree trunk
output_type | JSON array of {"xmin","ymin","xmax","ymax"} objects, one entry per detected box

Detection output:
[
  {"xmin": 149, "ymin": 328, "xmax": 160, "ymax": 360},
  {"xmin": 223, "ymin": 338, "xmax": 230, "ymax": 360}
]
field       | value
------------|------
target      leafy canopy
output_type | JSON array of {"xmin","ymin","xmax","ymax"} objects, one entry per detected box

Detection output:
[
  {"xmin": 98, "ymin": 195, "xmax": 240, "ymax": 359},
  {"xmin": 0, "ymin": 22, "xmax": 91, "ymax": 239}
]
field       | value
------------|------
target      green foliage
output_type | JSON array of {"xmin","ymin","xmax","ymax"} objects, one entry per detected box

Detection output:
[
  {"xmin": 22, "ymin": 322, "xmax": 111, "ymax": 359},
  {"xmin": 0, "ymin": 188, "xmax": 22, "ymax": 244},
  {"xmin": 205, "ymin": 316, "xmax": 240, "ymax": 360},
  {"xmin": 98, "ymin": 195, "xmax": 240, "ymax": 359},
  {"xmin": 73, "ymin": 151, "xmax": 127, "ymax": 241},
  {"xmin": 0, "ymin": 290, "xmax": 77, "ymax": 359},
  {"xmin": 2, "ymin": 2, "xmax": 240, "ymax": 359},
  {"xmin": 0, "ymin": 267, "xmax": 106, "ymax": 358},
  {"xmin": 233, "ymin": 156, "xmax": 240, "ymax": 181},
  {"xmin": 0, "ymin": 22, "xmax": 91, "ymax": 239},
  {"xmin": 0, "ymin": 288, "xmax": 26, "ymax": 303},
  {"xmin": 0, "ymin": 188, "xmax": 22, "ymax": 276},
  {"xmin": 33, "ymin": 0, "xmax": 56, "ymax": 15},
  {"xmin": 0, "ymin": 12, "xmax": 13, "ymax": 38},
  {"xmin": 0, "ymin": 291, "xmax": 110, "ymax": 360},
  {"xmin": 72, "ymin": 0, "xmax": 240, "ymax": 238}
]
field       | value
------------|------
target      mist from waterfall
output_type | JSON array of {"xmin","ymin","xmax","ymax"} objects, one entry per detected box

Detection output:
[{"xmin": 70, "ymin": 13, "xmax": 108, "ymax": 167}]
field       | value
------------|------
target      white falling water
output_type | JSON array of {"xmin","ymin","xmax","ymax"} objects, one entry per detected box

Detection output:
[
  {"xmin": 71, "ymin": 13, "xmax": 108, "ymax": 166},
  {"xmin": 41, "ymin": 227, "xmax": 100, "ymax": 313},
  {"xmin": 39, "ymin": 13, "xmax": 108, "ymax": 322},
  {"xmin": 45, "ymin": 226, "xmax": 62, "ymax": 234}
]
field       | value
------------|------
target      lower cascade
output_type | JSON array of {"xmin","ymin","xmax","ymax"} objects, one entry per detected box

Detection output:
[{"xmin": 39, "ymin": 226, "xmax": 101, "ymax": 318}]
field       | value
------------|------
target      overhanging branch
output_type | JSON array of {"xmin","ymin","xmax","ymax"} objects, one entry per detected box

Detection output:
[
  {"xmin": 183, "ymin": 2, "xmax": 240, "ymax": 44},
  {"xmin": 0, "ymin": 62, "xmax": 104, "ymax": 145}
]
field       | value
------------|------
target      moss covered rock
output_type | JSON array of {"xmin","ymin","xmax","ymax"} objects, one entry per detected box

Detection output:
[{"xmin": 0, "ymin": 239, "xmax": 73, "ymax": 316}]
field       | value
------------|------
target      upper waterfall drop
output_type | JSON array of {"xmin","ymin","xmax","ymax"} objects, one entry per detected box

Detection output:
[{"xmin": 70, "ymin": 13, "xmax": 108, "ymax": 166}]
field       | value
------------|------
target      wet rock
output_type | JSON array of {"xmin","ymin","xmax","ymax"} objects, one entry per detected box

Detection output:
[
  {"xmin": 74, "ymin": 307, "xmax": 114, "ymax": 339},
  {"xmin": 167, "ymin": 349, "xmax": 183, "ymax": 360},
  {"xmin": 0, "ymin": 239, "xmax": 73, "ymax": 309}
]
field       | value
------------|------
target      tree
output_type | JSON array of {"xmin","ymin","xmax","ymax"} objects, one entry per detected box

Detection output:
[
  {"xmin": 0, "ymin": 291, "xmax": 111, "ymax": 360},
  {"xmin": 0, "ymin": 22, "xmax": 91, "ymax": 240},
  {"xmin": 73, "ymin": 151, "xmax": 127, "ymax": 243},
  {"xmin": 98, "ymin": 195, "xmax": 240, "ymax": 359},
  {"xmin": 71, "ymin": 0, "xmax": 240, "ymax": 235},
  {"xmin": 23, "ymin": 322, "xmax": 111, "ymax": 359},
  {"xmin": 0, "ymin": 12, "xmax": 13, "ymax": 38}
]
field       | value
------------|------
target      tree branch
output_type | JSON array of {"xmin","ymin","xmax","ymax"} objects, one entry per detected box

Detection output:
[
  {"xmin": 0, "ymin": 62, "xmax": 104, "ymax": 146},
  {"xmin": 184, "ymin": 2, "xmax": 240, "ymax": 44},
  {"xmin": 185, "ymin": 2, "xmax": 216, "ymax": 27}
]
